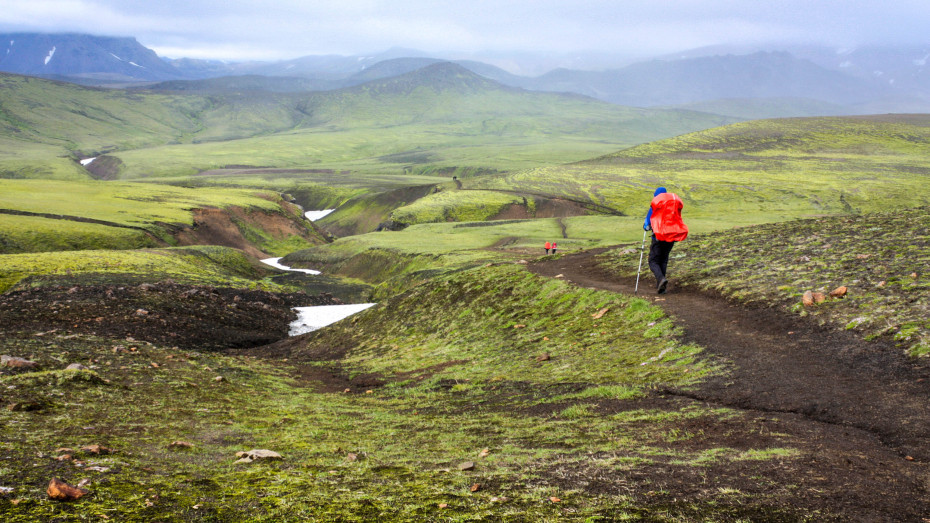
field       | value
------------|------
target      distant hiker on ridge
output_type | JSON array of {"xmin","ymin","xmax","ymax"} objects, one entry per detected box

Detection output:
[
  {"xmin": 544, "ymin": 241, "xmax": 552, "ymax": 255},
  {"xmin": 644, "ymin": 187, "xmax": 688, "ymax": 294}
]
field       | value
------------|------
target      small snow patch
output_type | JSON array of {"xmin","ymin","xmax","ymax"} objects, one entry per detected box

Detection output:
[
  {"xmin": 129, "ymin": 61, "xmax": 143, "ymax": 68},
  {"xmin": 260, "ymin": 257, "xmax": 320, "ymax": 275},
  {"xmin": 44, "ymin": 46, "xmax": 56, "ymax": 65},
  {"xmin": 289, "ymin": 303, "xmax": 377, "ymax": 335},
  {"xmin": 304, "ymin": 209, "xmax": 335, "ymax": 221},
  {"xmin": 914, "ymin": 54, "xmax": 929, "ymax": 66},
  {"xmin": 80, "ymin": 157, "xmax": 97, "ymax": 166}
]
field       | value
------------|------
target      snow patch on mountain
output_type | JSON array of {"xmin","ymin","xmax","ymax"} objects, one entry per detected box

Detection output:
[{"xmin": 44, "ymin": 46, "xmax": 56, "ymax": 65}]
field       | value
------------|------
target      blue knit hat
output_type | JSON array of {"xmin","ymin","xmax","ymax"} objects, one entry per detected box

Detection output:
[{"xmin": 654, "ymin": 187, "xmax": 667, "ymax": 196}]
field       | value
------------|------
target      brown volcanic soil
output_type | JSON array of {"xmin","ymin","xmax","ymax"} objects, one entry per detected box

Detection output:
[
  {"xmin": 530, "ymin": 249, "xmax": 930, "ymax": 520},
  {"xmin": 0, "ymin": 282, "xmax": 339, "ymax": 351}
]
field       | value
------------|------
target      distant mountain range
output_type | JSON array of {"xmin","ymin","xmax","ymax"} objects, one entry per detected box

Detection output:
[{"xmin": 3, "ymin": 32, "xmax": 930, "ymax": 116}]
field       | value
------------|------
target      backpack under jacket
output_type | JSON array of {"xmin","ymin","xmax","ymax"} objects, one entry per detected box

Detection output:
[{"xmin": 649, "ymin": 192, "xmax": 688, "ymax": 242}]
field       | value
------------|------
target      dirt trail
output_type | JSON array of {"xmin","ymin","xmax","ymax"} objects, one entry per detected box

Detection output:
[{"xmin": 531, "ymin": 249, "xmax": 930, "ymax": 462}]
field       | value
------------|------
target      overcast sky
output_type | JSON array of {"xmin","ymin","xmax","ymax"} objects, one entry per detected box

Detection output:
[{"xmin": 1, "ymin": 0, "xmax": 928, "ymax": 65}]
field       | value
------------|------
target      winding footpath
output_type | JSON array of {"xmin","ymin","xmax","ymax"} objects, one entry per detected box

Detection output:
[{"xmin": 531, "ymin": 249, "xmax": 930, "ymax": 460}]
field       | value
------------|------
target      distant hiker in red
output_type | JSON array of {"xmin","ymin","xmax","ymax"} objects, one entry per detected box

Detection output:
[
  {"xmin": 551, "ymin": 242, "xmax": 558, "ymax": 254},
  {"xmin": 544, "ymin": 241, "xmax": 551, "ymax": 254},
  {"xmin": 644, "ymin": 187, "xmax": 688, "ymax": 294}
]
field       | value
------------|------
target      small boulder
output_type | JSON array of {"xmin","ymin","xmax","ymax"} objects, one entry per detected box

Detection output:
[
  {"xmin": 167, "ymin": 441, "xmax": 193, "ymax": 450},
  {"xmin": 234, "ymin": 449, "xmax": 283, "ymax": 464},
  {"xmin": 592, "ymin": 307, "xmax": 609, "ymax": 319},
  {"xmin": 47, "ymin": 478, "xmax": 89, "ymax": 501},
  {"xmin": 80, "ymin": 444, "xmax": 112, "ymax": 455},
  {"xmin": 1, "ymin": 355, "xmax": 39, "ymax": 370},
  {"xmin": 812, "ymin": 292, "xmax": 827, "ymax": 304},
  {"xmin": 458, "ymin": 461, "xmax": 475, "ymax": 471},
  {"xmin": 65, "ymin": 363, "xmax": 88, "ymax": 371},
  {"xmin": 535, "ymin": 353, "xmax": 551, "ymax": 362},
  {"xmin": 829, "ymin": 286, "xmax": 848, "ymax": 298}
]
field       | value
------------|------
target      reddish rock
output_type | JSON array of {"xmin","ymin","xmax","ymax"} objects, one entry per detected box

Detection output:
[
  {"xmin": 536, "ymin": 353, "xmax": 551, "ymax": 362},
  {"xmin": 592, "ymin": 307, "xmax": 609, "ymax": 319},
  {"xmin": 829, "ymin": 286, "xmax": 848, "ymax": 298},
  {"xmin": 80, "ymin": 444, "xmax": 112, "ymax": 455},
  {"xmin": 812, "ymin": 292, "xmax": 827, "ymax": 304},
  {"xmin": 47, "ymin": 478, "xmax": 89, "ymax": 501},
  {"xmin": 802, "ymin": 291, "xmax": 815, "ymax": 307}
]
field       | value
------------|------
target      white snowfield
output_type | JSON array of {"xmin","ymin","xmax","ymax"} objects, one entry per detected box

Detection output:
[
  {"xmin": 260, "ymin": 257, "xmax": 320, "ymax": 275},
  {"xmin": 80, "ymin": 157, "xmax": 97, "ymax": 166},
  {"xmin": 304, "ymin": 209, "xmax": 335, "ymax": 221},
  {"xmin": 44, "ymin": 46, "xmax": 56, "ymax": 65},
  {"xmin": 289, "ymin": 303, "xmax": 377, "ymax": 336}
]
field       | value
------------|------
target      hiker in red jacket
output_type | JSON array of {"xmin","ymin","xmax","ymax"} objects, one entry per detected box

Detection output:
[
  {"xmin": 544, "ymin": 241, "xmax": 551, "ymax": 254},
  {"xmin": 643, "ymin": 187, "xmax": 688, "ymax": 294}
]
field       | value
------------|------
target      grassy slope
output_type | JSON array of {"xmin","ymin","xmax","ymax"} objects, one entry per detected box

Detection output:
[
  {"xmin": 464, "ymin": 115, "xmax": 930, "ymax": 233},
  {"xmin": 598, "ymin": 206, "xmax": 930, "ymax": 356}
]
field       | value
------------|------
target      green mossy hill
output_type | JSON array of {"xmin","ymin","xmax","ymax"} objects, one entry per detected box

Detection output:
[
  {"xmin": 468, "ymin": 115, "xmax": 930, "ymax": 229},
  {"xmin": 0, "ymin": 179, "xmax": 326, "ymax": 255},
  {"xmin": 600, "ymin": 206, "xmax": 930, "ymax": 356},
  {"xmin": 297, "ymin": 264, "xmax": 712, "ymax": 386},
  {"xmin": 0, "ymin": 245, "xmax": 273, "ymax": 294},
  {"xmin": 0, "ymin": 68, "xmax": 736, "ymax": 180}
]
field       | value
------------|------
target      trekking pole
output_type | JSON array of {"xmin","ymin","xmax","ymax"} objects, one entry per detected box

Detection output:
[{"xmin": 634, "ymin": 229, "xmax": 647, "ymax": 294}]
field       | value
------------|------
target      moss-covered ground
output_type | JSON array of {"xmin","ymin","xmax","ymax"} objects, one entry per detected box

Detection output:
[{"xmin": 1, "ymin": 264, "xmax": 829, "ymax": 521}]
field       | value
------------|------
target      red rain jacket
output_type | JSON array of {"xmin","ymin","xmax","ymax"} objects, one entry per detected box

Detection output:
[{"xmin": 649, "ymin": 192, "xmax": 688, "ymax": 242}]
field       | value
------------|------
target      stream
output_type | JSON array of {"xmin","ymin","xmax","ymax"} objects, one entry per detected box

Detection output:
[{"xmin": 261, "ymin": 209, "xmax": 375, "ymax": 336}]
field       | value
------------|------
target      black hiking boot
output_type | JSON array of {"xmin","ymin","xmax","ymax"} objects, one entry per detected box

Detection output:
[{"xmin": 657, "ymin": 278, "xmax": 668, "ymax": 294}]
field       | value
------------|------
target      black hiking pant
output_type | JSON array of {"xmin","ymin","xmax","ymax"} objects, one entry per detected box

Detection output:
[{"xmin": 648, "ymin": 236, "xmax": 675, "ymax": 286}]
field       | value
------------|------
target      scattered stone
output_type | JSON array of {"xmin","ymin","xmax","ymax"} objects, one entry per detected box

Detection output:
[
  {"xmin": 911, "ymin": 272, "xmax": 919, "ymax": 279},
  {"xmin": 549, "ymin": 496, "xmax": 561, "ymax": 503},
  {"xmin": 438, "ymin": 503, "xmax": 448, "ymax": 509},
  {"xmin": 458, "ymin": 461, "xmax": 475, "ymax": 471},
  {"xmin": 80, "ymin": 445, "xmax": 112, "ymax": 455},
  {"xmin": 829, "ymin": 286, "xmax": 848, "ymax": 298},
  {"xmin": 47, "ymin": 478, "xmax": 89, "ymax": 501},
  {"xmin": 8, "ymin": 401, "xmax": 46, "ymax": 412},
  {"xmin": 554, "ymin": 274, "xmax": 564, "ymax": 278},
  {"xmin": 86, "ymin": 466, "xmax": 109, "ymax": 473},
  {"xmin": 513, "ymin": 324, "xmax": 526, "ymax": 329},
  {"xmin": 213, "ymin": 376, "xmax": 225, "ymax": 382},
  {"xmin": 234, "ymin": 449, "xmax": 283, "ymax": 464},
  {"xmin": 168, "ymin": 441, "xmax": 194, "ymax": 450},
  {"xmin": 65, "ymin": 363, "xmax": 88, "ymax": 371},
  {"xmin": 877, "ymin": 280, "xmax": 886, "ymax": 287},
  {"xmin": 346, "ymin": 453, "xmax": 358, "ymax": 462},
  {"xmin": 856, "ymin": 254, "xmax": 871, "ymax": 259},
  {"xmin": 135, "ymin": 309, "xmax": 149, "ymax": 316},
  {"xmin": 0, "ymin": 486, "xmax": 13, "ymax": 495},
  {"xmin": 535, "ymin": 353, "xmax": 551, "ymax": 362},
  {"xmin": 56, "ymin": 447, "xmax": 74, "ymax": 453},
  {"xmin": 1, "ymin": 355, "xmax": 39, "ymax": 370},
  {"xmin": 139, "ymin": 284, "xmax": 156, "ymax": 292},
  {"xmin": 343, "ymin": 388, "xmax": 351, "ymax": 393},
  {"xmin": 592, "ymin": 307, "xmax": 609, "ymax": 319},
  {"xmin": 470, "ymin": 483, "xmax": 481, "ymax": 492},
  {"xmin": 478, "ymin": 448, "xmax": 490, "ymax": 458},
  {"xmin": 55, "ymin": 454, "xmax": 73, "ymax": 461},
  {"xmin": 798, "ymin": 256, "xmax": 810, "ymax": 262},
  {"xmin": 802, "ymin": 291, "xmax": 826, "ymax": 306}
]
